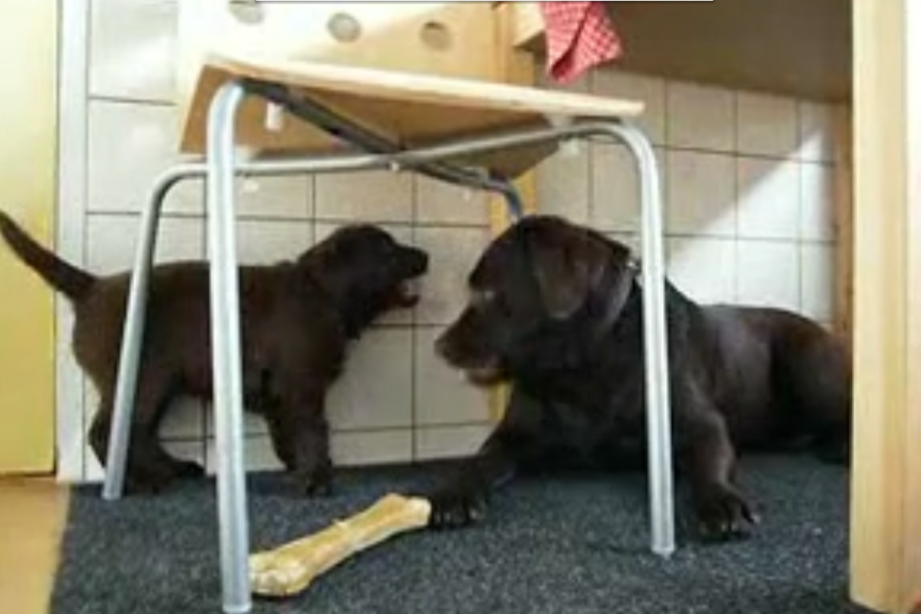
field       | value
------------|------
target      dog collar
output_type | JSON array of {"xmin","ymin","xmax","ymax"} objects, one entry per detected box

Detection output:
[{"xmin": 591, "ymin": 256, "xmax": 639, "ymax": 341}]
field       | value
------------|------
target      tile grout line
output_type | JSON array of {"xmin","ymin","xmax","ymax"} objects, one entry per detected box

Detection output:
[
  {"xmin": 160, "ymin": 420, "xmax": 495, "ymax": 446},
  {"xmin": 82, "ymin": 208, "xmax": 493, "ymax": 230},
  {"xmin": 199, "ymin": 178, "xmax": 208, "ymax": 467},
  {"xmin": 731, "ymin": 88, "xmax": 742, "ymax": 304},
  {"xmin": 794, "ymin": 104, "xmax": 804, "ymax": 315},
  {"xmin": 88, "ymin": 94, "xmax": 175, "ymax": 108},
  {"xmin": 409, "ymin": 173, "xmax": 420, "ymax": 462},
  {"xmin": 78, "ymin": 0, "xmax": 92, "ymax": 482}
]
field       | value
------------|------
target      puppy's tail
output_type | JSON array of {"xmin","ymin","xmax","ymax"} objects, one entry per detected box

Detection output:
[{"xmin": 0, "ymin": 209, "xmax": 96, "ymax": 301}]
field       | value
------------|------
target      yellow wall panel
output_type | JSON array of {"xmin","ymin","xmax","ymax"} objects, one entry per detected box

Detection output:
[{"xmin": 0, "ymin": 0, "xmax": 58, "ymax": 474}]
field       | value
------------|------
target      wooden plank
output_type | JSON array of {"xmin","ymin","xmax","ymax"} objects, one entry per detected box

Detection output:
[
  {"xmin": 179, "ymin": 2, "xmax": 505, "ymax": 93},
  {"xmin": 0, "ymin": 0, "xmax": 58, "ymax": 475},
  {"xmin": 510, "ymin": 0, "xmax": 851, "ymax": 102},
  {"xmin": 503, "ymin": 2, "xmax": 544, "ymax": 49},
  {"xmin": 849, "ymin": 0, "xmax": 921, "ymax": 611},
  {"xmin": 0, "ymin": 479, "xmax": 68, "ymax": 614},
  {"xmin": 178, "ymin": 53, "xmax": 643, "ymax": 171},
  {"xmin": 833, "ymin": 106, "xmax": 854, "ymax": 345},
  {"xmin": 177, "ymin": 2, "xmax": 506, "ymax": 153}
]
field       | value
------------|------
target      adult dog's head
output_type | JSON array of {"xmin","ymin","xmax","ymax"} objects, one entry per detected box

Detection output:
[
  {"xmin": 436, "ymin": 215, "xmax": 636, "ymax": 386},
  {"xmin": 302, "ymin": 224, "xmax": 429, "ymax": 335}
]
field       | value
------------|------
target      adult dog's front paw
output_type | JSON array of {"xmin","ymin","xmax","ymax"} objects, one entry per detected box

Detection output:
[
  {"xmin": 427, "ymin": 487, "xmax": 487, "ymax": 529},
  {"xmin": 693, "ymin": 482, "xmax": 759, "ymax": 542}
]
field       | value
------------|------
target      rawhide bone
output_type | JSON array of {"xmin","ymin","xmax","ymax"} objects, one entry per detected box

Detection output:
[{"xmin": 249, "ymin": 493, "xmax": 431, "ymax": 597}]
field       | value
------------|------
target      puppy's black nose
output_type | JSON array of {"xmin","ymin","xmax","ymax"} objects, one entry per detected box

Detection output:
[{"xmin": 411, "ymin": 248, "xmax": 430, "ymax": 274}]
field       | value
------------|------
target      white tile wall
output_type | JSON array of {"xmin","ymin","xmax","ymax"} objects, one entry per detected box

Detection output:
[
  {"xmin": 414, "ymin": 328, "xmax": 490, "ymax": 425},
  {"xmin": 737, "ymin": 159, "xmax": 800, "ymax": 240},
  {"xmin": 798, "ymin": 102, "xmax": 837, "ymax": 163},
  {"xmin": 163, "ymin": 439, "xmax": 208, "ymax": 469},
  {"xmin": 327, "ymin": 329, "xmax": 414, "ymax": 431},
  {"xmin": 413, "ymin": 226, "xmax": 492, "ymax": 326},
  {"xmin": 416, "ymin": 177, "xmax": 490, "ymax": 226},
  {"xmin": 87, "ymin": 101, "xmax": 200, "ymax": 214},
  {"xmin": 233, "ymin": 219, "xmax": 313, "ymax": 265},
  {"xmin": 89, "ymin": 0, "xmax": 176, "ymax": 103},
  {"xmin": 205, "ymin": 406, "xmax": 268, "ymax": 437},
  {"xmin": 86, "ymin": 213, "xmax": 204, "ymax": 272},
  {"xmin": 666, "ymin": 150, "xmax": 735, "ymax": 237},
  {"xmin": 801, "ymin": 244, "xmax": 836, "ymax": 322},
  {"xmin": 56, "ymin": 2, "xmax": 843, "ymax": 481},
  {"xmin": 666, "ymin": 238, "xmax": 737, "ymax": 304},
  {"xmin": 158, "ymin": 397, "xmax": 206, "ymax": 439},
  {"xmin": 206, "ymin": 437, "xmax": 282, "ymax": 474},
  {"xmin": 800, "ymin": 163, "xmax": 835, "ymax": 242},
  {"xmin": 736, "ymin": 241, "xmax": 801, "ymax": 311},
  {"xmin": 666, "ymin": 82, "xmax": 735, "ymax": 152},
  {"xmin": 593, "ymin": 71, "xmax": 666, "ymax": 145},
  {"xmin": 736, "ymin": 93, "xmax": 798, "ymax": 157},
  {"xmin": 569, "ymin": 68, "xmax": 839, "ymax": 317},
  {"xmin": 234, "ymin": 175, "xmax": 313, "ymax": 220},
  {"xmin": 315, "ymin": 171, "xmax": 414, "ymax": 223},
  {"xmin": 534, "ymin": 146, "xmax": 591, "ymax": 223},
  {"xmin": 330, "ymin": 430, "xmax": 414, "ymax": 467},
  {"xmin": 590, "ymin": 144, "xmax": 643, "ymax": 232},
  {"xmin": 415, "ymin": 424, "xmax": 491, "ymax": 461}
]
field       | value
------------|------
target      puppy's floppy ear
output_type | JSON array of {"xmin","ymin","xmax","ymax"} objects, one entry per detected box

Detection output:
[{"xmin": 531, "ymin": 229, "xmax": 610, "ymax": 319}]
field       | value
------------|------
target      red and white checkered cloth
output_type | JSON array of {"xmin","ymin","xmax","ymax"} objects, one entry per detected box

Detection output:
[{"xmin": 539, "ymin": 1, "xmax": 622, "ymax": 84}]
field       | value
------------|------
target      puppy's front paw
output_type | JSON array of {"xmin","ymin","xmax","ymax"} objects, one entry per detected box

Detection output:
[
  {"xmin": 693, "ymin": 483, "xmax": 759, "ymax": 542},
  {"xmin": 427, "ymin": 487, "xmax": 487, "ymax": 529},
  {"xmin": 298, "ymin": 462, "xmax": 333, "ymax": 498}
]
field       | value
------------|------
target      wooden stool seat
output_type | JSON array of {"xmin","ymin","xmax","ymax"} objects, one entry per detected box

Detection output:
[{"xmin": 179, "ymin": 52, "xmax": 644, "ymax": 176}]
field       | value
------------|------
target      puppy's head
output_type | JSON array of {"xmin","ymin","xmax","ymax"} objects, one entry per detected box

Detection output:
[
  {"xmin": 436, "ymin": 215, "xmax": 634, "ymax": 386},
  {"xmin": 303, "ymin": 225, "xmax": 428, "ymax": 335}
]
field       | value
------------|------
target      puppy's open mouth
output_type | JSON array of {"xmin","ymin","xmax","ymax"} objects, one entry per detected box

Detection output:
[
  {"xmin": 462, "ymin": 364, "xmax": 503, "ymax": 386},
  {"xmin": 395, "ymin": 278, "xmax": 421, "ymax": 308}
]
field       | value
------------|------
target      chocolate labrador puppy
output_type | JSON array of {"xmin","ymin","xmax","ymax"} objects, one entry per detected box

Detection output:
[
  {"xmin": 0, "ymin": 211, "xmax": 428, "ymax": 495},
  {"xmin": 426, "ymin": 215, "xmax": 850, "ymax": 541}
]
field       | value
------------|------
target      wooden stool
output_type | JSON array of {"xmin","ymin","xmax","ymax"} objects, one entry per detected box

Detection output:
[{"xmin": 101, "ymin": 53, "xmax": 675, "ymax": 614}]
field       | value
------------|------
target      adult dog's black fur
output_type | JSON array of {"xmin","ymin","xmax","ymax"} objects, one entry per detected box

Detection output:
[
  {"xmin": 0, "ymin": 211, "xmax": 428, "ymax": 495},
  {"xmin": 426, "ymin": 215, "xmax": 851, "ymax": 541}
]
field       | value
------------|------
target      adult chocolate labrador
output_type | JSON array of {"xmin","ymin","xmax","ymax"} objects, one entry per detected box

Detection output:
[
  {"xmin": 0, "ymin": 211, "xmax": 428, "ymax": 495},
  {"xmin": 427, "ymin": 215, "xmax": 850, "ymax": 541}
]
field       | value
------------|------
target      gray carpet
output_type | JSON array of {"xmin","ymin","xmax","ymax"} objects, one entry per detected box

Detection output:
[{"xmin": 52, "ymin": 454, "xmax": 871, "ymax": 614}]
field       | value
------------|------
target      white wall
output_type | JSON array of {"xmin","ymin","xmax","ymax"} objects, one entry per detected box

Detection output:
[
  {"xmin": 536, "ymin": 70, "xmax": 838, "ymax": 322},
  {"xmin": 56, "ymin": 0, "xmax": 840, "ymax": 481}
]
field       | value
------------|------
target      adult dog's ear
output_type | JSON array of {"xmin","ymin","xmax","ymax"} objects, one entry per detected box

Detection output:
[{"xmin": 531, "ymin": 228, "xmax": 610, "ymax": 319}]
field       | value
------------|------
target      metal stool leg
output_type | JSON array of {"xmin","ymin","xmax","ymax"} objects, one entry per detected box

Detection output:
[
  {"xmin": 605, "ymin": 122, "xmax": 676, "ymax": 556},
  {"xmin": 103, "ymin": 174, "xmax": 169, "ymax": 500},
  {"xmin": 206, "ymin": 80, "xmax": 252, "ymax": 614}
]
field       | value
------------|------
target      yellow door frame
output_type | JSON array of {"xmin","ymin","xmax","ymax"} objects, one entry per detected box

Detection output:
[
  {"xmin": 849, "ymin": 0, "xmax": 921, "ymax": 611},
  {"xmin": 0, "ymin": 0, "xmax": 59, "ymax": 474}
]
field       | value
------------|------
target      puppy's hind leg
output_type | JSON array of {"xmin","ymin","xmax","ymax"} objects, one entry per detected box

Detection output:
[
  {"xmin": 91, "ymin": 378, "xmax": 203, "ymax": 494},
  {"xmin": 145, "ymin": 392, "xmax": 206, "ymax": 481},
  {"xmin": 89, "ymin": 395, "xmax": 174, "ymax": 494}
]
